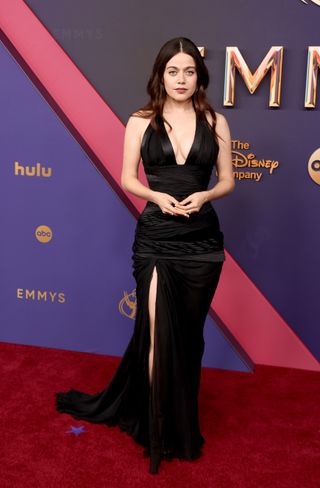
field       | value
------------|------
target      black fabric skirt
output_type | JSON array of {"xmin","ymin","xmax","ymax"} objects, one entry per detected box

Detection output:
[{"xmin": 55, "ymin": 252, "xmax": 223, "ymax": 474}]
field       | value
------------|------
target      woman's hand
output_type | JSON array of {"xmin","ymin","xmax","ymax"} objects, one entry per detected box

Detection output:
[
  {"xmin": 176, "ymin": 192, "xmax": 208, "ymax": 215},
  {"xmin": 151, "ymin": 191, "xmax": 191, "ymax": 217}
]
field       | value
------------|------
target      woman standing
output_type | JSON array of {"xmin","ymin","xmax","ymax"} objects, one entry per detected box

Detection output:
[{"xmin": 55, "ymin": 37, "xmax": 234, "ymax": 475}]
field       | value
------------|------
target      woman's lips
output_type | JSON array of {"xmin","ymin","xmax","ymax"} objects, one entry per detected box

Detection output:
[{"xmin": 175, "ymin": 88, "xmax": 187, "ymax": 92}]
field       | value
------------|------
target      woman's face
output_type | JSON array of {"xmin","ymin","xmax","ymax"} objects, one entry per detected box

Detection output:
[{"xmin": 162, "ymin": 52, "xmax": 198, "ymax": 102}]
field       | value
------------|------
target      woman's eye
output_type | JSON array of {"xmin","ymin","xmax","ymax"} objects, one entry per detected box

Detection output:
[{"xmin": 167, "ymin": 70, "xmax": 195, "ymax": 76}]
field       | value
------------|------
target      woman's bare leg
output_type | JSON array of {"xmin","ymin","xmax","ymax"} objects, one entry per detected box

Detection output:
[{"xmin": 148, "ymin": 266, "xmax": 158, "ymax": 385}]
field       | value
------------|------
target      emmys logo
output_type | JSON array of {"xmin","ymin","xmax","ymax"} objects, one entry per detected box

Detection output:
[
  {"xmin": 14, "ymin": 161, "xmax": 52, "ymax": 177},
  {"xmin": 308, "ymin": 148, "xmax": 320, "ymax": 185},
  {"xmin": 300, "ymin": 0, "xmax": 320, "ymax": 5},
  {"xmin": 35, "ymin": 225, "xmax": 53, "ymax": 243},
  {"xmin": 232, "ymin": 140, "xmax": 280, "ymax": 182},
  {"xmin": 17, "ymin": 288, "xmax": 66, "ymax": 303},
  {"xmin": 119, "ymin": 289, "xmax": 136, "ymax": 319}
]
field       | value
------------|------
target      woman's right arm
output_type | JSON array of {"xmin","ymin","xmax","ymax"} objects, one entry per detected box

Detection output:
[{"xmin": 120, "ymin": 115, "xmax": 156, "ymax": 201}]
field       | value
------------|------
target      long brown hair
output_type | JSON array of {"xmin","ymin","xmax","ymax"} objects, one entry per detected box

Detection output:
[{"xmin": 134, "ymin": 37, "xmax": 220, "ymax": 145}]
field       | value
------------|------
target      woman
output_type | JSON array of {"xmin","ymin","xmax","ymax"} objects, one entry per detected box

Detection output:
[{"xmin": 55, "ymin": 37, "xmax": 234, "ymax": 475}]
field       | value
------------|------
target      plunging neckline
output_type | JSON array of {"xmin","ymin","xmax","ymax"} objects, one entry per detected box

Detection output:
[{"xmin": 157, "ymin": 114, "xmax": 199, "ymax": 166}]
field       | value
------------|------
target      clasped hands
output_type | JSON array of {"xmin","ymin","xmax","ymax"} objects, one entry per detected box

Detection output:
[{"xmin": 153, "ymin": 191, "xmax": 208, "ymax": 217}]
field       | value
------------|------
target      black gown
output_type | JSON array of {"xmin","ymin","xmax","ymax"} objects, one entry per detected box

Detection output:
[{"xmin": 55, "ymin": 113, "xmax": 225, "ymax": 474}]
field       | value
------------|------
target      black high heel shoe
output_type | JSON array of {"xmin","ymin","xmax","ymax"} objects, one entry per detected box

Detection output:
[{"xmin": 149, "ymin": 449, "xmax": 161, "ymax": 474}]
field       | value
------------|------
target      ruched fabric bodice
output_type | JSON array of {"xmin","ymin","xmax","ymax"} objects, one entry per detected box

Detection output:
[{"xmin": 133, "ymin": 114, "xmax": 225, "ymax": 261}]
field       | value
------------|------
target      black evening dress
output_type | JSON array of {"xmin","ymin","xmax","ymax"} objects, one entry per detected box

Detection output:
[{"xmin": 55, "ymin": 113, "xmax": 225, "ymax": 474}]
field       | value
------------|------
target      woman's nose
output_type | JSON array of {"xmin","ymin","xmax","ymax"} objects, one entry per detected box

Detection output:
[{"xmin": 177, "ymin": 72, "xmax": 186, "ymax": 83}]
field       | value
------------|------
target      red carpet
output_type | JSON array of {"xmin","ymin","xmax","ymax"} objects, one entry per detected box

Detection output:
[{"xmin": 0, "ymin": 341, "xmax": 319, "ymax": 488}]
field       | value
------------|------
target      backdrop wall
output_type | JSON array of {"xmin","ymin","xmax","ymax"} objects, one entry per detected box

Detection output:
[{"xmin": 0, "ymin": 0, "xmax": 319, "ymax": 372}]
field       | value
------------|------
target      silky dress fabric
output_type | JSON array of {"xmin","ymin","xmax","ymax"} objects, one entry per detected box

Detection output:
[{"xmin": 55, "ymin": 114, "xmax": 225, "ymax": 474}]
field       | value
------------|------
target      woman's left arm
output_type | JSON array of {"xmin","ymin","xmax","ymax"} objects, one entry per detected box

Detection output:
[{"xmin": 203, "ymin": 112, "xmax": 235, "ymax": 202}]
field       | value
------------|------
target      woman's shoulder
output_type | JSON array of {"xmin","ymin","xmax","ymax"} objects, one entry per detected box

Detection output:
[
  {"xmin": 205, "ymin": 110, "xmax": 227, "ymax": 128},
  {"xmin": 125, "ymin": 110, "xmax": 153, "ymax": 142},
  {"xmin": 127, "ymin": 110, "xmax": 152, "ymax": 130},
  {"xmin": 130, "ymin": 109, "xmax": 153, "ymax": 119},
  {"xmin": 127, "ymin": 110, "xmax": 152, "ymax": 128}
]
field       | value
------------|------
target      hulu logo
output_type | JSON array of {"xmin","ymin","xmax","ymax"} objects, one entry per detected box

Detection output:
[{"xmin": 14, "ymin": 161, "xmax": 52, "ymax": 177}]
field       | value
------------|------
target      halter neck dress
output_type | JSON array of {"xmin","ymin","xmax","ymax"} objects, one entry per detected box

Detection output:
[
  {"xmin": 133, "ymin": 113, "xmax": 225, "ymax": 261},
  {"xmin": 55, "ymin": 112, "xmax": 225, "ymax": 475}
]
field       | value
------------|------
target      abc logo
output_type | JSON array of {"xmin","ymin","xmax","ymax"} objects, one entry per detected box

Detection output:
[
  {"xmin": 35, "ymin": 225, "xmax": 53, "ymax": 243},
  {"xmin": 308, "ymin": 148, "xmax": 320, "ymax": 186}
]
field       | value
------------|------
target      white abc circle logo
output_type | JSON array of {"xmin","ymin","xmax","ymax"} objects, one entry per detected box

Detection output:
[{"xmin": 35, "ymin": 225, "xmax": 53, "ymax": 243}]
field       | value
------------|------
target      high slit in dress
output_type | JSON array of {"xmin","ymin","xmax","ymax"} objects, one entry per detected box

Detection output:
[{"xmin": 55, "ymin": 113, "xmax": 225, "ymax": 474}]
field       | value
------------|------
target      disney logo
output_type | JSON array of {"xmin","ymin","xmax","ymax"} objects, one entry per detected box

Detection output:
[{"xmin": 232, "ymin": 151, "xmax": 279, "ymax": 174}]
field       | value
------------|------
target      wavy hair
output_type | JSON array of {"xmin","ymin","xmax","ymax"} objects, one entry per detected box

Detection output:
[{"xmin": 134, "ymin": 37, "xmax": 220, "ymax": 144}]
